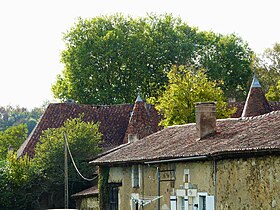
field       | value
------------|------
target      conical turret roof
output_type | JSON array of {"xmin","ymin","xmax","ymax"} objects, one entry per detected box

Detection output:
[
  {"xmin": 241, "ymin": 74, "xmax": 271, "ymax": 117},
  {"xmin": 123, "ymin": 95, "xmax": 162, "ymax": 143}
]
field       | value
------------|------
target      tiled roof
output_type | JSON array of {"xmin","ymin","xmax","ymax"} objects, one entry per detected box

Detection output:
[
  {"xmin": 91, "ymin": 110, "xmax": 280, "ymax": 165},
  {"xmin": 71, "ymin": 186, "xmax": 99, "ymax": 198},
  {"xmin": 242, "ymin": 85, "xmax": 271, "ymax": 117},
  {"xmin": 229, "ymin": 75, "xmax": 279, "ymax": 118},
  {"xmin": 17, "ymin": 102, "xmax": 161, "ymax": 157},
  {"xmin": 228, "ymin": 101, "xmax": 280, "ymax": 118},
  {"xmin": 124, "ymin": 101, "xmax": 162, "ymax": 143}
]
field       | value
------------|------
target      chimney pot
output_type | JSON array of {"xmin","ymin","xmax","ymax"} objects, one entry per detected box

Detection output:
[
  {"xmin": 195, "ymin": 102, "xmax": 216, "ymax": 139},
  {"xmin": 128, "ymin": 134, "xmax": 139, "ymax": 143}
]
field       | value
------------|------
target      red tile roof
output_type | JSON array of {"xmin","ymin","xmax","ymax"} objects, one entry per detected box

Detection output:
[
  {"xmin": 124, "ymin": 101, "xmax": 162, "ymax": 143},
  {"xmin": 17, "ymin": 102, "xmax": 162, "ymax": 157},
  {"xmin": 242, "ymin": 87, "xmax": 271, "ymax": 117},
  {"xmin": 91, "ymin": 110, "xmax": 280, "ymax": 165},
  {"xmin": 228, "ymin": 101, "xmax": 280, "ymax": 118}
]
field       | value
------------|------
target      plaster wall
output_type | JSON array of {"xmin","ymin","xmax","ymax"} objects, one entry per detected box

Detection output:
[
  {"xmin": 76, "ymin": 196, "xmax": 99, "ymax": 210},
  {"xmin": 108, "ymin": 161, "xmax": 214, "ymax": 210},
  {"xmin": 107, "ymin": 155, "xmax": 280, "ymax": 210},
  {"xmin": 216, "ymin": 155, "xmax": 280, "ymax": 210}
]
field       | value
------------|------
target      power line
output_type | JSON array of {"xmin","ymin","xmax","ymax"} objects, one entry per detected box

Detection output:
[{"xmin": 63, "ymin": 132, "xmax": 98, "ymax": 182}]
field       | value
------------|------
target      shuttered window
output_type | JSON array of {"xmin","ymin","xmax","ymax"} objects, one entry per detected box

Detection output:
[
  {"xmin": 109, "ymin": 186, "xmax": 119, "ymax": 210},
  {"xmin": 132, "ymin": 165, "xmax": 140, "ymax": 188}
]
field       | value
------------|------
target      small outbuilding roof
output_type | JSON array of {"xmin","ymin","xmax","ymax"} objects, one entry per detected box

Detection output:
[{"xmin": 71, "ymin": 186, "xmax": 99, "ymax": 198}]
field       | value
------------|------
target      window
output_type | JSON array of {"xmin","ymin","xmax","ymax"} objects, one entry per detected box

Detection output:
[
  {"xmin": 196, "ymin": 193, "xmax": 214, "ymax": 210},
  {"xmin": 199, "ymin": 195, "xmax": 206, "ymax": 210},
  {"xmin": 132, "ymin": 165, "xmax": 140, "ymax": 188},
  {"xmin": 109, "ymin": 186, "xmax": 119, "ymax": 210},
  {"xmin": 180, "ymin": 197, "xmax": 185, "ymax": 210},
  {"xmin": 184, "ymin": 169, "xmax": 190, "ymax": 183}
]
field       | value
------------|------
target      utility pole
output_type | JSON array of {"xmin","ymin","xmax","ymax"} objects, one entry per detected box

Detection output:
[{"xmin": 64, "ymin": 132, "xmax": 69, "ymax": 209}]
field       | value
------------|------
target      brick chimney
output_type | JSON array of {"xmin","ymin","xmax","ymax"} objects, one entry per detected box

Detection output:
[
  {"xmin": 195, "ymin": 102, "xmax": 216, "ymax": 139},
  {"xmin": 128, "ymin": 134, "xmax": 139, "ymax": 143}
]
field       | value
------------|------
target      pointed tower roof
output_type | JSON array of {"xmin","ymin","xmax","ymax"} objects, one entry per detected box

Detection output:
[
  {"xmin": 123, "ymin": 95, "xmax": 162, "ymax": 143},
  {"xmin": 251, "ymin": 74, "xmax": 261, "ymax": 88},
  {"xmin": 136, "ymin": 94, "xmax": 143, "ymax": 102},
  {"xmin": 241, "ymin": 74, "xmax": 271, "ymax": 117}
]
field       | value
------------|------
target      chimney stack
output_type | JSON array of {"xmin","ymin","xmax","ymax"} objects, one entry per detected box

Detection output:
[
  {"xmin": 128, "ymin": 134, "xmax": 139, "ymax": 143},
  {"xmin": 195, "ymin": 102, "xmax": 216, "ymax": 139}
]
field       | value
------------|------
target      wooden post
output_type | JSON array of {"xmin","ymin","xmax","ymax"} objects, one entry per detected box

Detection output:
[{"xmin": 64, "ymin": 132, "xmax": 69, "ymax": 209}]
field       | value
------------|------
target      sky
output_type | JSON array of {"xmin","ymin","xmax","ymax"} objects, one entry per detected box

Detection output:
[{"xmin": 1, "ymin": 0, "xmax": 280, "ymax": 110}]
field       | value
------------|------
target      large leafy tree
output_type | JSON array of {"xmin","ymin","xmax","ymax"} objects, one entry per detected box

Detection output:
[
  {"xmin": 0, "ymin": 124, "xmax": 28, "ymax": 160},
  {"xmin": 196, "ymin": 32, "xmax": 253, "ymax": 99},
  {"xmin": 255, "ymin": 43, "xmax": 280, "ymax": 101},
  {"xmin": 266, "ymin": 80, "xmax": 280, "ymax": 101},
  {"xmin": 33, "ymin": 116, "xmax": 102, "ymax": 208},
  {"xmin": 0, "ymin": 152, "xmax": 43, "ymax": 210},
  {"xmin": 151, "ymin": 65, "xmax": 235, "ymax": 127},
  {"xmin": 0, "ymin": 116, "xmax": 102, "ymax": 209},
  {"xmin": 0, "ymin": 105, "xmax": 44, "ymax": 134},
  {"xmin": 53, "ymin": 14, "xmax": 253, "ymax": 105}
]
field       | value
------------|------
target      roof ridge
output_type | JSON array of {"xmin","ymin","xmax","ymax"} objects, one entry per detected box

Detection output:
[
  {"xmin": 167, "ymin": 123, "xmax": 196, "ymax": 128},
  {"xmin": 49, "ymin": 102, "xmax": 134, "ymax": 107},
  {"xmin": 240, "ymin": 110, "xmax": 280, "ymax": 121}
]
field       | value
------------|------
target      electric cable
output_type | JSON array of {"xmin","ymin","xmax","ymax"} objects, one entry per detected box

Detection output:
[{"xmin": 63, "ymin": 132, "xmax": 98, "ymax": 181}]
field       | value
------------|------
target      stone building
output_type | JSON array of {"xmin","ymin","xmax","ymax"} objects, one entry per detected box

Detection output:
[
  {"xmin": 91, "ymin": 76, "xmax": 280, "ymax": 210},
  {"xmin": 17, "ymin": 96, "xmax": 162, "ymax": 209}
]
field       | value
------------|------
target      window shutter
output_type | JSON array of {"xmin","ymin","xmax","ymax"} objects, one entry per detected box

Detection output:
[
  {"xmin": 184, "ymin": 196, "xmax": 189, "ymax": 210},
  {"xmin": 206, "ymin": 196, "xmax": 214, "ymax": 210},
  {"xmin": 170, "ymin": 196, "xmax": 177, "ymax": 210}
]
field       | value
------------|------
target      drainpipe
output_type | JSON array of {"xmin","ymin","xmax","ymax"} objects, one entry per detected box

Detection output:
[
  {"xmin": 157, "ymin": 167, "xmax": 160, "ymax": 210},
  {"xmin": 213, "ymin": 159, "xmax": 217, "ymax": 210}
]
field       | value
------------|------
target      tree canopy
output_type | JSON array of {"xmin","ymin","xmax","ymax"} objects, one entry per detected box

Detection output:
[
  {"xmin": 0, "ymin": 105, "xmax": 44, "ymax": 134},
  {"xmin": 0, "ymin": 152, "xmax": 42, "ymax": 210},
  {"xmin": 255, "ymin": 43, "xmax": 280, "ymax": 101},
  {"xmin": 0, "ymin": 116, "xmax": 103, "ymax": 209},
  {"xmin": 32, "ymin": 116, "xmax": 102, "ymax": 208},
  {"xmin": 150, "ymin": 65, "xmax": 235, "ymax": 127},
  {"xmin": 52, "ymin": 14, "xmax": 253, "ymax": 105},
  {"xmin": 0, "ymin": 124, "xmax": 28, "ymax": 160}
]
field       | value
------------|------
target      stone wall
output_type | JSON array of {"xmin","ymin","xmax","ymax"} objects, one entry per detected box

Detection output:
[
  {"xmin": 77, "ymin": 196, "xmax": 99, "ymax": 210},
  {"xmin": 217, "ymin": 155, "xmax": 280, "ymax": 210},
  {"xmin": 107, "ymin": 155, "xmax": 280, "ymax": 210}
]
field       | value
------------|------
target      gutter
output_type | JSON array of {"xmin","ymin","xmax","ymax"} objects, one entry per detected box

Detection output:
[{"xmin": 144, "ymin": 155, "xmax": 208, "ymax": 164}]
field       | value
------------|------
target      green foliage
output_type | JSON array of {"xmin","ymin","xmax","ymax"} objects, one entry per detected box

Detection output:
[
  {"xmin": 255, "ymin": 43, "xmax": 280, "ymax": 100},
  {"xmin": 98, "ymin": 166, "xmax": 110, "ymax": 210},
  {"xmin": 32, "ymin": 116, "xmax": 102, "ymax": 207},
  {"xmin": 0, "ymin": 105, "xmax": 44, "ymax": 134},
  {"xmin": 53, "ymin": 14, "xmax": 253, "ymax": 105},
  {"xmin": 266, "ymin": 80, "xmax": 280, "ymax": 101},
  {"xmin": 0, "ymin": 152, "xmax": 44, "ymax": 210},
  {"xmin": 196, "ymin": 33, "xmax": 253, "ymax": 100},
  {"xmin": 0, "ymin": 116, "xmax": 103, "ymax": 209},
  {"xmin": 151, "ymin": 65, "xmax": 235, "ymax": 127},
  {"xmin": 0, "ymin": 124, "xmax": 28, "ymax": 160}
]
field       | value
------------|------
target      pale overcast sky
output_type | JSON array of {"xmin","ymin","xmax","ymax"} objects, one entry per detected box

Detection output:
[{"xmin": 0, "ymin": 0, "xmax": 280, "ymax": 109}]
